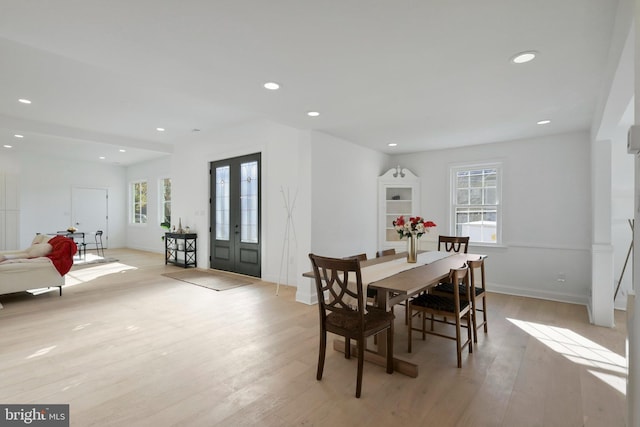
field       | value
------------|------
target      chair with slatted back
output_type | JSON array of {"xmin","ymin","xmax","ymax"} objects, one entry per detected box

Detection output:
[
  {"xmin": 376, "ymin": 248, "xmax": 396, "ymax": 258},
  {"xmin": 309, "ymin": 253, "xmax": 394, "ymax": 398},
  {"xmin": 438, "ymin": 235, "xmax": 470, "ymax": 253},
  {"xmin": 344, "ymin": 253, "xmax": 372, "ymax": 300},
  {"xmin": 408, "ymin": 265, "xmax": 473, "ymax": 368}
]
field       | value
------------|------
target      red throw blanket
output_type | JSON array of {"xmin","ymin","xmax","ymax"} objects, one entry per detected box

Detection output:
[{"xmin": 46, "ymin": 235, "xmax": 78, "ymax": 275}]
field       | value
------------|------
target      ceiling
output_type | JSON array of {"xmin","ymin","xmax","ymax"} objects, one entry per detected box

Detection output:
[{"xmin": 0, "ymin": 1, "xmax": 620, "ymax": 166}]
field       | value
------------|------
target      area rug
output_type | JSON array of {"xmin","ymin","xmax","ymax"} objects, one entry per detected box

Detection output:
[{"xmin": 162, "ymin": 269, "xmax": 254, "ymax": 291}]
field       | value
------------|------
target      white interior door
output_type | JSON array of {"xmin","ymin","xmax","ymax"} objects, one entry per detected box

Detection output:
[{"xmin": 72, "ymin": 187, "xmax": 108, "ymax": 247}]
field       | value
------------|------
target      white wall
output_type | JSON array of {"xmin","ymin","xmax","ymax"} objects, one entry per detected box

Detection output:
[
  {"xmin": 125, "ymin": 156, "xmax": 172, "ymax": 252},
  {"xmin": 1, "ymin": 150, "xmax": 127, "ymax": 249},
  {"xmin": 165, "ymin": 120, "xmax": 312, "ymax": 289},
  {"xmin": 125, "ymin": 120, "xmax": 389, "ymax": 303},
  {"xmin": 612, "ymin": 123, "xmax": 635, "ymax": 309},
  {"xmin": 390, "ymin": 131, "xmax": 592, "ymax": 305},
  {"xmin": 310, "ymin": 131, "xmax": 389, "ymax": 258}
]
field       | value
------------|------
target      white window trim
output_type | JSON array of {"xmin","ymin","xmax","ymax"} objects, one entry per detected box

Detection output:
[
  {"xmin": 159, "ymin": 177, "xmax": 171, "ymax": 226},
  {"xmin": 449, "ymin": 161, "xmax": 503, "ymax": 246},
  {"xmin": 130, "ymin": 179, "xmax": 148, "ymax": 226}
]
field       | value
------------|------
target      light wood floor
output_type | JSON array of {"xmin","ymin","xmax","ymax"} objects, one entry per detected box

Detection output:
[{"xmin": 0, "ymin": 249, "xmax": 628, "ymax": 426}]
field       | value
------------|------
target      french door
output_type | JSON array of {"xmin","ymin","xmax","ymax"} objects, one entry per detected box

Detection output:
[{"xmin": 210, "ymin": 153, "xmax": 261, "ymax": 277}]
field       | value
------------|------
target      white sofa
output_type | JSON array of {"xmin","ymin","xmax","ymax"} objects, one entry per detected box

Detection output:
[{"xmin": 0, "ymin": 234, "xmax": 76, "ymax": 307}]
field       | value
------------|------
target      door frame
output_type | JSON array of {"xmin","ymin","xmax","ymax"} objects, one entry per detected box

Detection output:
[
  {"xmin": 71, "ymin": 186, "xmax": 109, "ymax": 248},
  {"xmin": 209, "ymin": 153, "xmax": 261, "ymax": 277}
]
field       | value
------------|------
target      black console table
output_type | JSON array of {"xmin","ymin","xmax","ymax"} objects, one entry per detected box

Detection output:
[{"xmin": 165, "ymin": 233, "xmax": 197, "ymax": 268}]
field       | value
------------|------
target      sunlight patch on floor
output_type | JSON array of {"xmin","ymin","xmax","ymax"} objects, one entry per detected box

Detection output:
[
  {"xmin": 27, "ymin": 345, "xmax": 56, "ymax": 359},
  {"xmin": 65, "ymin": 262, "xmax": 137, "ymax": 286},
  {"xmin": 507, "ymin": 317, "xmax": 627, "ymax": 395}
]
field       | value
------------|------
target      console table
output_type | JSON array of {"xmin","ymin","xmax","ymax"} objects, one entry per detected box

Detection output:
[{"xmin": 165, "ymin": 233, "xmax": 197, "ymax": 268}]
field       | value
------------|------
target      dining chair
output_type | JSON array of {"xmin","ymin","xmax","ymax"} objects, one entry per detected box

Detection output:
[
  {"xmin": 431, "ymin": 257, "xmax": 487, "ymax": 342},
  {"xmin": 376, "ymin": 248, "xmax": 413, "ymax": 324},
  {"xmin": 93, "ymin": 230, "xmax": 105, "ymax": 257},
  {"xmin": 376, "ymin": 248, "xmax": 396, "ymax": 258},
  {"xmin": 408, "ymin": 265, "xmax": 473, "ymax": 368},
  {"xmin": 343, "ymin": 253, "xmax": 374, "ymax": 301},
  {"xmin": 309, "ymin": 253, "xmax": 394, "ymax": 398},
  {"xmin": 438, "ymin": 235, "xmax": 470, "ymax": 253}
]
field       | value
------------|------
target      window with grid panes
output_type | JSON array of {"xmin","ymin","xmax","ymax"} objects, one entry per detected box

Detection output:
[
  {"xmin": 131, "ymin": 180, "xmax": 148, "ymax": 224},
  {"xmin": 160, "ymin": 178, "xmax": 171, "ymax": 226},
  {"xmin": 451, "ymin": 164, "xmax": 501, "ymax": 244}
]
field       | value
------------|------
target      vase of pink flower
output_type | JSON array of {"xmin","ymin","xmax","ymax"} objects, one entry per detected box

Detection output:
[{"xmin": 392, "ymin": 215, "xmax": 437, "ymax": 262}]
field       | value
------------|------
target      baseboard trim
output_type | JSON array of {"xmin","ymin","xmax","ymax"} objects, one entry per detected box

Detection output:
[{"xmin": 488, "ymin": 283, "xmax": 589, "ymax": 306}]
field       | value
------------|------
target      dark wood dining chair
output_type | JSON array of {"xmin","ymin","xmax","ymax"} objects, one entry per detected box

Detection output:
[
  {"xmin": 438, "ymin": 235, "xmax": 470, "ymax": 253},
  {"xmin": 431, "ymin": 257, "xmax": 487, "ymax": 343},
  {"xmin": 408, "ymin": 265, "xmax": 473, "ymax": 368},
  {"xmin": 376, "ymin": 248, "xmax": 396, "ymax": 258},
  {"xmin": 309, "ymin": 253, "xmax": 394, "ymax": 398},
  {"xmin": 343, "ymin": 253, "xmax": 374, "ymax": 301}
]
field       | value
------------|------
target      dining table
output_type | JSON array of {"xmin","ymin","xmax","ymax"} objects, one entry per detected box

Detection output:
[{"xmin": 303, "ymin": 250, "xmax": 486, "ymax": 378}]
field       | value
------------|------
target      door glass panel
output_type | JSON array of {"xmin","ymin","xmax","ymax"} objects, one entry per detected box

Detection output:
[
  {"xmin": 216, "ymin": 166, "xmax": 230, "ymax": 240},
  {"xmin": 240, "ymin": 161, "xmax": 258, "ymax": 243}
]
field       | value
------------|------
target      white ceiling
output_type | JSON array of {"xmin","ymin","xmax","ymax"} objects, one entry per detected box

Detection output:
[{"xmin": 0, "ymin": 1, "xmax": 620, "ymax": 165}]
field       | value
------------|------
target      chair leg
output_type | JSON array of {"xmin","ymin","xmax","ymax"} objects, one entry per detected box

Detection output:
[
  {"xmin": 471, "ymin": 294, "xmax": 479, "ymax": 343},
  {"xmin": 345, "ymin": 337, "xmax": 351, "ymax": 359},
  {"xmin": 408, "ymin": 301, "xmax": 413, "ymax": 353},
  {"xmin": 467, "ymin": 312, "xmax": 473, "ymax": 354},
  {"xmin": 387, "ymin": 324, "xmax": 394, "ymax": 374},
  {"xmin": 317, "ymin": 330, "xmax": 326, "ymax": 380},
  {"xmin": 482, "ymin": 294, "xmax": 488, "ymax": 333},
  {"xmin": 356, "ymin": 336, "xmax": 364, "ymax": 398},
  {"xmin": 455, "ymin": 315, "xmax": 462, "ymax": 368}
]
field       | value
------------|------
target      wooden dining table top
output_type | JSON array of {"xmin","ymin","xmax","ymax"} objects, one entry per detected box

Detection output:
[{"xmin": 304, "ymin": 250, "xmax": 485, "ymax": 310}]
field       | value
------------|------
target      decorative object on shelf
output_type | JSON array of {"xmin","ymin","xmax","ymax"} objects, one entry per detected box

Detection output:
[
  {"xmin": 391, "ymin": 195, "xmax": 401, "ymax": 200},
  {"xmin": 392, "ymin": 215, "xmax": 436, "ymax": 263},
  {"xmin": 67, "ymin": 226, "xmax": 77, "ymax": 233},
  {"xmin": 177, "ymin": 218, "xmax": 183, "ymax": 233},
  {"xmin": 392, "ymin": 164, "xmax": 406, "ymax": 178}
]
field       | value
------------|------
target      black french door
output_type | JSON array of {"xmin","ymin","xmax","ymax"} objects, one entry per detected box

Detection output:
[{"xmin": 209, "ymin": 153, "xmax": 261, "ymax": 277}]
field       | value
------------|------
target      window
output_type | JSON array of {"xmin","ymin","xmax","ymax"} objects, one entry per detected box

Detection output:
[
  {"xmin": 160, "ymin": 178, "xmax": 171, "ymax": 227},
  {"xmin": 451, "ymin": 163, "xmax": 501, "ymax": 244},
  {"xmin": 131, "ymin": 180, "xmax": 148, "ymax": 224}
]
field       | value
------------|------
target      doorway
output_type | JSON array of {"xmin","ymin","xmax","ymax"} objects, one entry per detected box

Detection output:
[
  {"xmin": 210, "ymin": 153, "xmax": 261, "ymax": 277},
  {"xmin": 72, "ymin": 187, "xmax": 108, "ymax": 248}
]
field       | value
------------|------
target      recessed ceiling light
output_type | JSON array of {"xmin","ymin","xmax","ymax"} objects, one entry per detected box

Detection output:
[
  {"xmin": 388, "ymin": 143, "xmax": 398, "ymax": 147},
  {"xmin": 307, "ymin": 111, "xmax": 320, "ymax": 117},
  {"xmin": 3, "ymin": 144, "xmax": 12, "ymax": 148},
  {"xmin": 537, "ymin": 120, "xmax": 551, "ymax": 125},
  {"xmin": 18, "ymin": 98, "xmax": 32, "ymax": 104},
  {"xmin": 99, "ymin": 156, "xmax": 106, "ymax": 160},
  {"xmin": 264, "ymin": 82, "xmax": 280, "ymax": 90},
  {"xmin": 119, "ymin": 149, "xmax": 126, "ymax": 153},
  {"xmin": 511, "ymin": 51, "xmax": 537, "ymax": 64},
  {"xmin": 14, "ymin": 134, "xmax": 24, "ymax": 138},
  {"xmin": 156, "ymin": 127, "xmax": 165, "ymax": 132}
]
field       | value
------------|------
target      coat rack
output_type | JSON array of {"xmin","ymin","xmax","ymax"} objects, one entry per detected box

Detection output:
[
  {"xmin": 615, "ymin": 219, "xmax": 634, "ymax": 300},
  {"xmin": 277, "ymin": 187, "xmax": 298, "ymax": 295}
]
